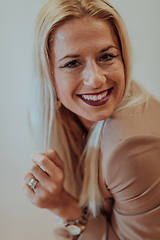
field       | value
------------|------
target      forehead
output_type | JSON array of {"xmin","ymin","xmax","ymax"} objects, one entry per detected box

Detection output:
[{"xmin": 51, "ymin": 17, "xmax": 119, "ymax": 56}]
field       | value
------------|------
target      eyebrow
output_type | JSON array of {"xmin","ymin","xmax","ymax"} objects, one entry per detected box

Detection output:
[
  {"xmin": 59, "ymin": 54, "xmax": 80, "ymax": 62},
  {"xmin": 100, "ymin": 46, "xmax": 118, "ymax": 53},
  {"xmin": 58, "ymin": 46, "xmax": 118, "ymax": 62}
]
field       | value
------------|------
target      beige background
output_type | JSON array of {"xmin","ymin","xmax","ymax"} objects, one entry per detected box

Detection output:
[{"xmin": 0, "ymin": 0, "xmax": 160, "ymax": 239}]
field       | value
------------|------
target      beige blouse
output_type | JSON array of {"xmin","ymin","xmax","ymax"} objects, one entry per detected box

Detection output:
[
  {"xmin": 55, "ymin": 82, "xmax": 160, "ymax": 240},
  {"xmin": 79, "ymin": 83, "xmax": 160, "ymax": 240}
]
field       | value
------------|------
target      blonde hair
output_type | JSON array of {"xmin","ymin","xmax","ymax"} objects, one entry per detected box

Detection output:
[{"xmin": 30, "ymin": 0, "xmax": 148, "ymax": 215}]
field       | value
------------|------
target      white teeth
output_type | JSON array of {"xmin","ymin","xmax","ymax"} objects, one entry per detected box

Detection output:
[
  {"xmin": 98, "ymin": 94, "xmax": 102, "ymax": 100},
  {"xmin": 93, "ymin": 95, "xmax": 98, "ymax": 101},
  {"xmin": 82, "ymin": 91, "xmax": 108, "ymax": 101}
]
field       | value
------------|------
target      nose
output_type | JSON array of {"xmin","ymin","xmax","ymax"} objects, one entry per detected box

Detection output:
[{"xmin": 83, "ymin": 61, "xmax": 106, "ymax": 88}]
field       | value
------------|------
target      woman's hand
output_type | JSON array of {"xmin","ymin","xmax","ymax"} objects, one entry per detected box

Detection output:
[
  {"xmin": 23, "ymin": 149, "xmax": 82, "ymax": 221},
  {"xmin": 23, "ymin": 149, "xmax": 65, "ymax": 210}
]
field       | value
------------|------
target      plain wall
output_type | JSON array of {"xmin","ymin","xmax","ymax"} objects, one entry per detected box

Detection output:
[{"xmin": 0, "ymin": 0, "xmax": 160, "ymax": 239}]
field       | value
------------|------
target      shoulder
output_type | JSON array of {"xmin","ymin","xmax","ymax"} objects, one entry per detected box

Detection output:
[
  {"xmin": 100, "ymin": 93, "xmax": 160, "ymax": 213},
  {"xmin": 103, "ymin": 134, "xmax": 160, "ymax": 181},
  {"xmin": 101, "ymin": 92, "xmax": 160, "ymax": 158},
  {"xmin": 107, "ymin": 94, "xmax": 160, "ymax": 140},
  {"xmin": 101, "ymin": 92, "xmax": 160, "ymax": 180}
]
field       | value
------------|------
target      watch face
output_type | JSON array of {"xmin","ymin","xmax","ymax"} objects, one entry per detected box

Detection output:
[{"xmin": 66, "ymin": 225, "xmax": 81, "ymax": 235}]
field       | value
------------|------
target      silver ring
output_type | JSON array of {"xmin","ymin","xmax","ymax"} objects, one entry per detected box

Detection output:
[{"xmin": 28, "ymin": 178, "xmax": 38, "ymax": 190}]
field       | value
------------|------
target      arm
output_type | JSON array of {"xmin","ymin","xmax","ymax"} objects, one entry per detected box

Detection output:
[{"xmin": 102, "ymin": 135, "xmax": 160, "ymax": 239}]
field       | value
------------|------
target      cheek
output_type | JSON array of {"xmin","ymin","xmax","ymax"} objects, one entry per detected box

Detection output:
[
  {"xmin": 54, "ymin": 72, "xmax": 66, "ymax": 98},
  {"xmin": 55, "ymin": 83, "xmax": 67, "ymax": 100},
  {"xmin": 113, "ymin": 63, "xmax": 125, "ymax": 86},
  {"xmin": 54, "ymin": 78, "xmax": 74, "ymax": 104},
  {"xmin": 109, "ymin": 64, "xmax": 125, "ymax": 98}
]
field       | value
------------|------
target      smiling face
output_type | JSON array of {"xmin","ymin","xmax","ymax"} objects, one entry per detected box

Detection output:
[{"xmin": 50, "ymin": 17, "xmax": 125, "ymax": 129}]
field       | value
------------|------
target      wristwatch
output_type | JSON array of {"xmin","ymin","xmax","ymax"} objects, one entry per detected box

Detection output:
[{"xmin": 64, "ymin": 207, "xmax": 88, "ymax": 236}]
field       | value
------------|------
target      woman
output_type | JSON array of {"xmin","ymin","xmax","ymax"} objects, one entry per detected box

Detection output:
[{"xmin": 23, "ymin": 0, "xmax": 160, "ymax": 239}]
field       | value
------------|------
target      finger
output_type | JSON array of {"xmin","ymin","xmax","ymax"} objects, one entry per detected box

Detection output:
[
  {"xmin": 23, "ymin": 182, "xmax": 35, "ymax": 199},
  {"xmin": 32, "ymin": 153, "xmax": 63, "ymax": 179},
  {"xmin": 30, "ymin": 162, "xmax": 51, "ymax": 186},
  {"xmin": 32, "ymin": 153, "xmax": 51, "ymax": 173},
  {"xmin": 23, "ymin": 182, "xmax": 44, "ymax": 207},
  {"xmin": 45, "ymin": 149, "xmax": 64, "ymax": 170},
  {"xmin": 31, "ymin": 152, "xmax": 46, "ymax": 171},
  {"xmin": 24, "ymin": 172, "xmax": 40, "ymax": 191}
]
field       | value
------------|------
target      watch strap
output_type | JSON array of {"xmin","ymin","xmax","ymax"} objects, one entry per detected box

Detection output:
[{"xmin": 64, "ymin": 207, "xmax": 88, "ymax": 236}]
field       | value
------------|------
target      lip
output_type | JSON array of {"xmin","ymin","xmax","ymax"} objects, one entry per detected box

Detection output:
[{"xmin": 77, "ymin": 87, "xmax": 113, "ymax": 107}]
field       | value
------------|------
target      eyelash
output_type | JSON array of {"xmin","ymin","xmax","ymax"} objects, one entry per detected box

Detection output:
[
  {"xmin": 61, "ymin": 54, "xmax": 117, "ymax": 69},
  {"xmin": 62, "ymin": 60, "xmax": 81, "ymax": 68},
  {"xmin": 99, "ymin": 53, "xmax": 117, "ymax": 62}
]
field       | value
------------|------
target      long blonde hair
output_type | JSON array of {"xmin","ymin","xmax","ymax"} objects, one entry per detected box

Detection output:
[{"xmin": 30, "ymin": 0, "xmax": 148, "ymax": 215}]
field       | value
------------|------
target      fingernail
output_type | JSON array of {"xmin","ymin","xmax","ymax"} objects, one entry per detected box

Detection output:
[{"xmin": 38, "ymin": 164, "xmax": 46, "ymax": 172}]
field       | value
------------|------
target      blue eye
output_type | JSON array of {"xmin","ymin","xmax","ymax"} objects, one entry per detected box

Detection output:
[
  {"xmin": 63, "ymin": 60, "xmax": 81, "ymax": 68},
  {"xmin": 100, "ymin": 53, "xmax": 116, "ymax": 62}
]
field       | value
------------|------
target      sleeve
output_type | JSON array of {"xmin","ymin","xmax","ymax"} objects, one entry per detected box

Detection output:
[
  {"xmin": 78, "ymin": 213, "xmax": 119, "ymax": 240},
  {"xmin": 104, "ymin": 135, "xmax": 160, "ymax": 240}
]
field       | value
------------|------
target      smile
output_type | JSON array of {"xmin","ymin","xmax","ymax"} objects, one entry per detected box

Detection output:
[
  {"xmin": 82, "ymin": 91, "xmax": 108, "ymax": 101},
  {"xmin": 78, "ymin": 88, "xmax": 113, "ymax": 107}
]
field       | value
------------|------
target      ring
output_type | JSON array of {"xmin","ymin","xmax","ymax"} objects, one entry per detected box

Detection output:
[{"xmin": 28, "ymin": 178, "xmax": 38, "ymax": 190}]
